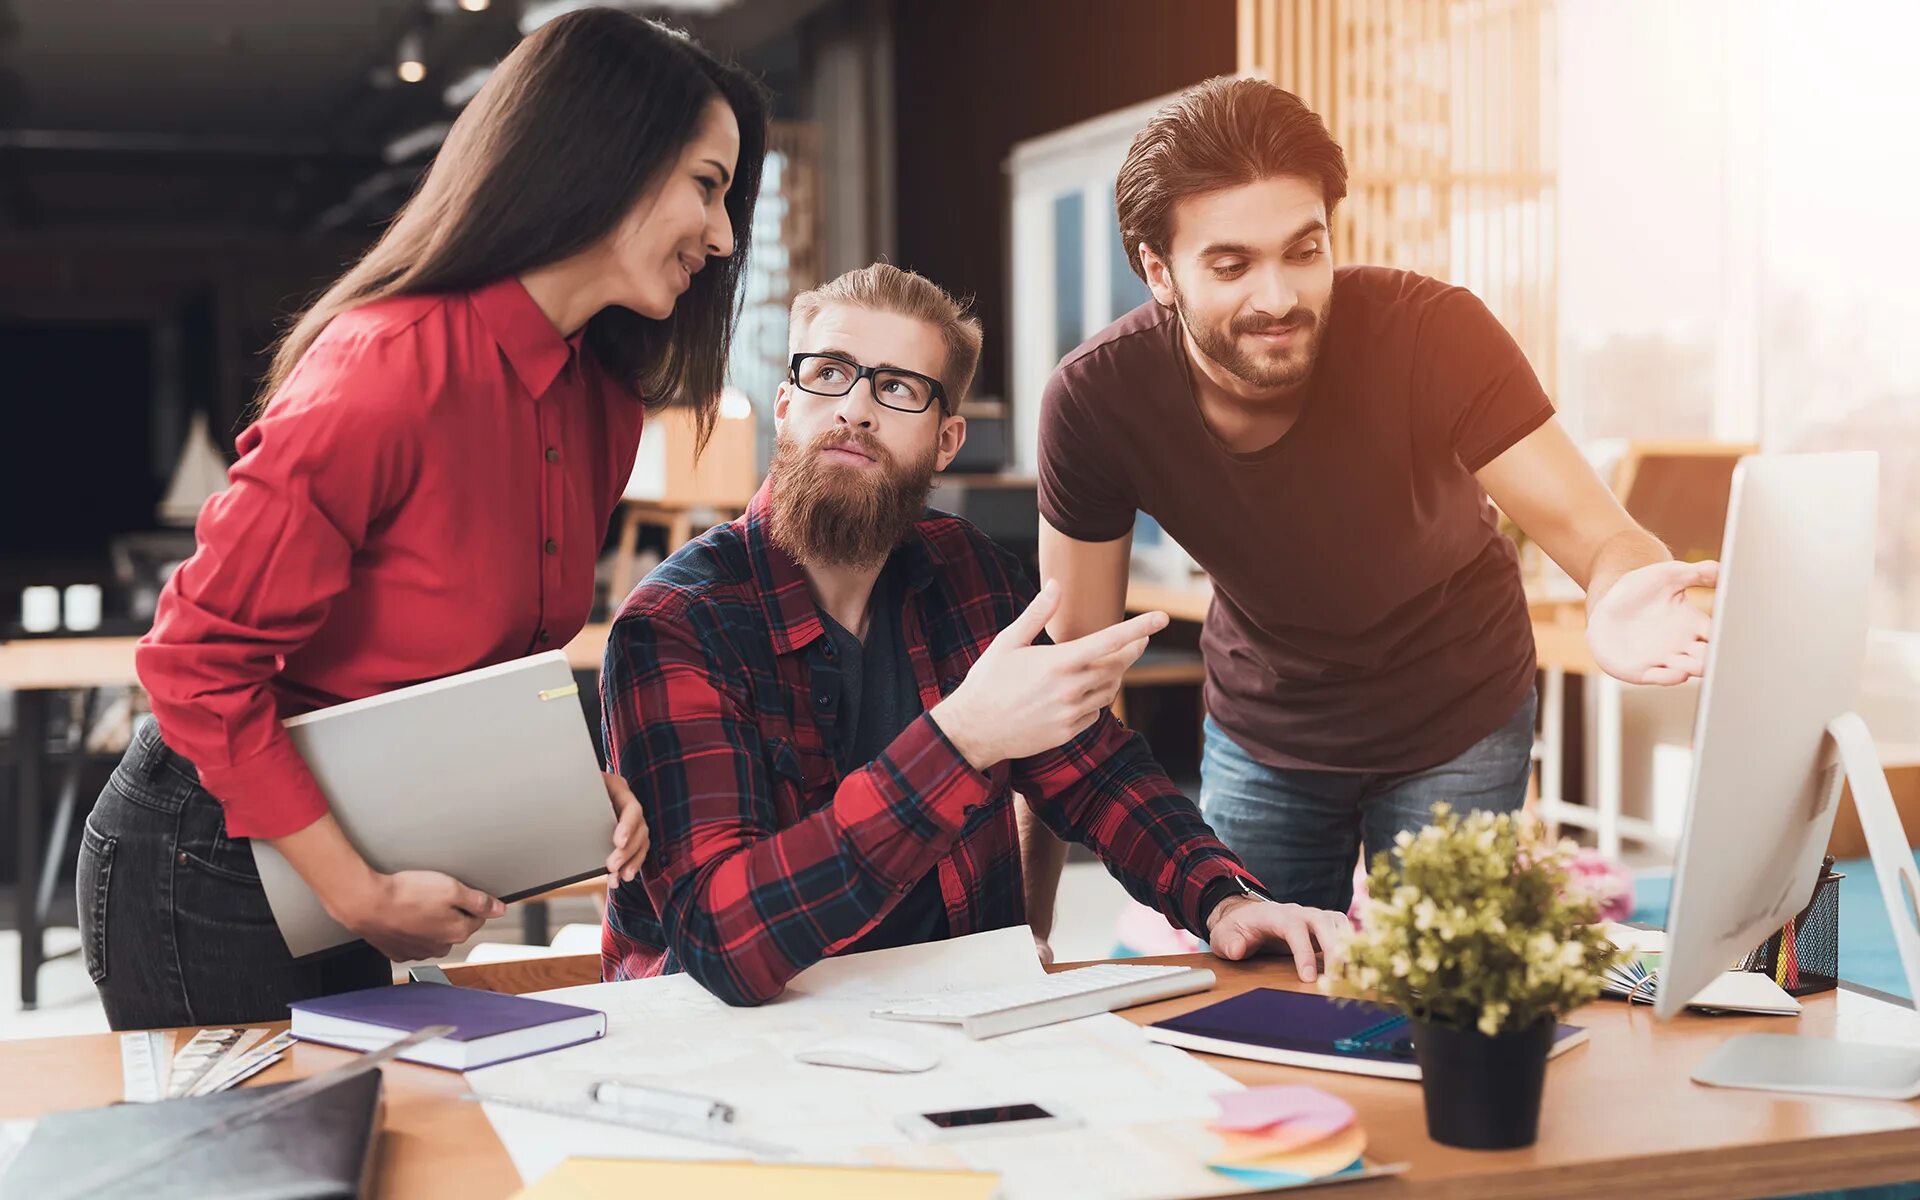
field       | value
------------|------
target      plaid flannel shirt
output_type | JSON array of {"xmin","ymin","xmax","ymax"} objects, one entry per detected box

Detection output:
[{"xmin": 599, "ymin": 482, "xmax": 1257, "ymax": 1004}]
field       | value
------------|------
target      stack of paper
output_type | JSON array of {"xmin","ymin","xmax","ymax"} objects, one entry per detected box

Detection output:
[
  {"xmin": 1599, "ymin": 923, "xmax": 1668, "ymax": 1001},
  {"xmin": 1204, "ymin": 1086, "xmax": 1368, "ymax": 1188},
  {"xmin": 1597, "ymin": 923, "xmax": 1800, "ymax": 1015}
]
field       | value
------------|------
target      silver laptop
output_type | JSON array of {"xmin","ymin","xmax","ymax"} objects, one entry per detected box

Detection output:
[{"xmin": 253, "ymin": 650, "xmax": 614, "ymax": 957}]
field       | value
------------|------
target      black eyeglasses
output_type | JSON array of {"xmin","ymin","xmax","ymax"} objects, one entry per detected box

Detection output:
[{"xmin": 789, "ymin": 352, "xmax": 949, "ymax": 415}]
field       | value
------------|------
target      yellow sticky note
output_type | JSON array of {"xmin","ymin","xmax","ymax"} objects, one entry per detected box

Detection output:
[{"xmin": 512, "ymin": 1157, "xmax": 1000, "ymax": 1200}]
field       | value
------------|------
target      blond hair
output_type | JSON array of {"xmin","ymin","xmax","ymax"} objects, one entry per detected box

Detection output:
[{"xmin": 788, "ymin": 263, "xmax": 983, "ymax": 410}]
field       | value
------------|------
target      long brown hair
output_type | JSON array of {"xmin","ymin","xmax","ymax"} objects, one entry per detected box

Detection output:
[{"xmin": 259, "ymin": 10, "xmax": 768, "ymax": 447}]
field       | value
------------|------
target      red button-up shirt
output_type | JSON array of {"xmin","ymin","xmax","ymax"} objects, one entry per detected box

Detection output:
[
  {"xmin": 137, "ymin": 277, "xmax": 646, "ymax": 838},
  {"xmin": 599, "ymin": 486, "xmax": 1256, "ymax": 1004}
]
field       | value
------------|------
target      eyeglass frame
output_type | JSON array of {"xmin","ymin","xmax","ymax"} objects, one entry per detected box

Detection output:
[{"xmin": 787, "ymin": 352, "xmax": 951, "ymax": 416}]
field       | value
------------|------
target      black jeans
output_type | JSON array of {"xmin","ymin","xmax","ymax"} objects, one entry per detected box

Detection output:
[{"xmin": 76, "ymin": 718, "xmax": 390, "ymax": 1030}]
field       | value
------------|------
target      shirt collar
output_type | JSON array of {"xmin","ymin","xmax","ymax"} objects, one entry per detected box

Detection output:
[
  {"xmin": 743, "ymin": 478, "xmax": 949, "ymax": 657},
  {"xmin": 471, "ymin": 275, "xmax": 576, "ymax": 400}
]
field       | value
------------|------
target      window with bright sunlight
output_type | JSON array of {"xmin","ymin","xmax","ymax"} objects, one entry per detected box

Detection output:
[{"xmin": 1558, "ymin": 0, "xmax": 1920, "ymax": 630}]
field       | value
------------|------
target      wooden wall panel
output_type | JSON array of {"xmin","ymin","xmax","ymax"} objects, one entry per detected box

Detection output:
[{"xmin": 1239, "ymin": 0, "xmax": 1559, "ymax": 389}]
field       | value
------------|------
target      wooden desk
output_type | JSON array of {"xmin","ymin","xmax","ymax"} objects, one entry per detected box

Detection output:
[
  {"xmin": 0, "ymin": 635, "xmax": 140, "ymax": 691},
  {"xmin": 0, "ymin": 629, "xmax": 613, "ymax": 691},
  {"xmin": 8, "ymin": 954, "xmax": 1920, "ymax": 1199}
]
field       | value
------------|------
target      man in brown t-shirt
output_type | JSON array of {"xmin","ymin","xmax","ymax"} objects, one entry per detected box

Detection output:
[{"xmin": 1023, "ymin": 78, "xmax": 1717, "ymax": 932}]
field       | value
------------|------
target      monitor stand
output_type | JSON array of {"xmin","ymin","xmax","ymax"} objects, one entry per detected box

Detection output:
[{"xmin": 1691, "ymin": 713, "xmax": 1920, "ymax": 1099}]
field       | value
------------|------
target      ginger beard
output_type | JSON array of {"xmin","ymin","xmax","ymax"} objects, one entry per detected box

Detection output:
[{"xmin": 767, "ymin": 425, "xmax": 940, "ymax": 569}]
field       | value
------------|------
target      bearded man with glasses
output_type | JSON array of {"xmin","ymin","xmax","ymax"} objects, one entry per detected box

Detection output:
[{"xmin": 596, "ymin": 263, "xmax": 1349, "ymax": 1005}]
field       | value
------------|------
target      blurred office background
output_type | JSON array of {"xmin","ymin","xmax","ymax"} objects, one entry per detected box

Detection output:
[{"xmin": 4, "ymin": 0, "xmax": 1918, "ymax": 1034}]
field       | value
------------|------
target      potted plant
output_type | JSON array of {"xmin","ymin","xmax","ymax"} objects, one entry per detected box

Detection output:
[{"xmin": 1326, "ymin": 803, "xmax": 1623, "ymax": 1150}]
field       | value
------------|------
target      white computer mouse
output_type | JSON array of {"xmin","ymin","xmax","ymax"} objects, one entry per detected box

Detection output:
[{"xmin": 792, "ymin": 1034, "xmax": 940, "ymax": 1074}]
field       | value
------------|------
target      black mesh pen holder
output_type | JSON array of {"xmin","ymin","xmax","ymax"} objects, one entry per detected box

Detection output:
[{"xmin": 1739, "ymin": 856, "xmax": 1842, "ymax": 997}]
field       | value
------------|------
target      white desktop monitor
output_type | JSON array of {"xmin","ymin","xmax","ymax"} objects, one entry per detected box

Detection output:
[{"xmin": 1657, "ymin": 451, "xmax": 1920, "ymax": 1098}]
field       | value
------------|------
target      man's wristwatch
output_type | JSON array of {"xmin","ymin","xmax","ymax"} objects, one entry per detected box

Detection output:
[{"xmin": 1199, "ymin": 874, "xmax": 1274, "ymax": 930}]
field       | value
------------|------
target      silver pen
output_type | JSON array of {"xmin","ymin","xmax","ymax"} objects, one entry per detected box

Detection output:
[
  {"xmin": 464, "ymin": 1092, "xmax": 788, "ymax": 1157},
  {"xmin": 589, "ymin": 1080, "xmax": 735, "ymax": 1126}
]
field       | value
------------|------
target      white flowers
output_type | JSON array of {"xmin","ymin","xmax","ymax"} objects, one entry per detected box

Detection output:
[
  {"xmin": 1326, "ymin": 803, "xmax": 1626, "ymax": 1038},
  {"xmin": 1477, "ymin": 1001, "xmax": 1511, "ymax": 1037}
]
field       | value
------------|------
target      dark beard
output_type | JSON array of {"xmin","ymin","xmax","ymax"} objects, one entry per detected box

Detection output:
[
  {"xmin": 1172, "ymin": 280, "xmax": 1329, "ymax": 391},
  {"xmin": 767, "ymin": 426, "xmax": 940, "ymax": 570}
]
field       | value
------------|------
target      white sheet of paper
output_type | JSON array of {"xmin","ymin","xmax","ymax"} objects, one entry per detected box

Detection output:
[
  {"xmin": 1687, "ymin": 971, "xmax": 1802, "ymax": 1014},
  {"xmin": 0, "ymin": 1119, "xmax": 36, "ymax": 1181},
  {"xmin": 780, "ymin": 924, "xmax": 1047, "ymax": 1003},
  {"xmin": 1601, "ymin": 922, "xmax": 1669, "ymax": 955},
  {"xmin": 469, "ymin": 927, "xmax": 1265, "ymax": 1197}
]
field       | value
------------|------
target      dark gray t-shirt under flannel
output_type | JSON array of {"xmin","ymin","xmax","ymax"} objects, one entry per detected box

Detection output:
[{"xmin": 820, "ymin": 560, "xmax": 951, "ymax": 953}]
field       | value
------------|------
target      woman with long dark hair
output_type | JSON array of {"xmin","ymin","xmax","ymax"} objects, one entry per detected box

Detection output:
[{"xmin": 76, "ymin": 10, "xmax": 769, "ymax": 1029}]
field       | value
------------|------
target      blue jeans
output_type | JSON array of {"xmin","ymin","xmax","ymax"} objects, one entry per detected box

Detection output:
[{"xmin": 1199, "ymin": 689, "xmax": 1539, "ymax": 912}]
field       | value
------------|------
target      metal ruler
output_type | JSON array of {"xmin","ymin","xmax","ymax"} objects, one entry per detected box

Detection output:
[{"xmin": 118, "ymin": 1031, "xmax": 172, "ymax": 1104}]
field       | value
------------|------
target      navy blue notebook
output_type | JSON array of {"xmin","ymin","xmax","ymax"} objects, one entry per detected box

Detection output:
[
  {"xmin": 290, "ymin": 982, "xmax": 606, "ymax": 1072},
  {"xmin": 1145, "ymin": 987, "xmax": 1589, "ymax": 1080}
]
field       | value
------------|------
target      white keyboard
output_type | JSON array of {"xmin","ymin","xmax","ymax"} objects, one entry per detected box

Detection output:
[{"xmin": 871, "ymin": 963, "xmax": 1216, "ymax": 1039}]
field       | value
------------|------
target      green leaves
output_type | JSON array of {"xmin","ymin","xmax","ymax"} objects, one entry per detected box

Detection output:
[{"xmin": 1326, "ymin": 804, "xmax": 1626, "ymax": 1036}]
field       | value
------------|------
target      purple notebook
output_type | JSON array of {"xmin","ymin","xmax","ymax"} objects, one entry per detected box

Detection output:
[
  {"xmin": 1146, "ymin": 987, "xmax": 1588, "ymax": 1081},
  {"xmin": 289, "ymin": 982, "xmax": 606, "ymax": 1072}
]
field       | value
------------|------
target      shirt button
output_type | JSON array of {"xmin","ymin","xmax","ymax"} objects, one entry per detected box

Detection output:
[
  {"xmin": 821, "ymin": 642, "xmax": 836, "ymax": 661},
  {"xmin": 537, "ymin": 629, "xmax": 551, "ymax": 644},
  {"xmin": 544, "ymin": 538, "xmax": 559, "ymax": 555},
  {"xmin": 814, "ymin": 692, "xmax": 831, "ymax": 708},
  {"xmin": 545, "ymin": 447, "xmax": 559, "ymax": 464}
]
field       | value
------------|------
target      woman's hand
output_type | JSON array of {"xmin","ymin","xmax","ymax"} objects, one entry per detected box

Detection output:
[
  {"xmin": 336, "ymin": 870, "xmax": 505, "ymax": 962},
  {"xmin": 270, "ymin": 813, "xmax": 503, "ymax": 962},
  {"xmin": 604, "ymin": 771, "xmax": 650, "ymax": 883}
]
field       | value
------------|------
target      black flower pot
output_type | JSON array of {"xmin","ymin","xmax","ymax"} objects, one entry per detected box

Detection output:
[{"xmin": 1409, "ymin": 1014, "xmax": 1554, "ymax": 1150}]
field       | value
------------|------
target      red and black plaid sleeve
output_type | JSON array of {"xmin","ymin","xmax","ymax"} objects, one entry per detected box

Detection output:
[
  {"xmin": 600, "ymin": 592, "xmax": 996, "ymax": 1006},
  {"xmin": 1016, "ymin": 714, "xmax": 1252, "ymax": 939},
  {"xmin": 965, "ymin": 560, "xmax": 1253, "ymax": 937}
]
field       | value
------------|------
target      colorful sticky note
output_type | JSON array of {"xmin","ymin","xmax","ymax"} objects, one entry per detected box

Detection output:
[
  {"xmin": 1214, "ymin": 1123, "xmax": 1368, "ymax": 1181},
  {"xmin": 1209, "ymin": 1157, "xmax": 1366, "ymax": 1189},
  {"xmin": 1209, "ymin": 1163, "xmax": 1317, "ymax": 1187},
  {"xmin": 1213, "ymin": 1123, "xmax": 1351, "ymax": 1163},
  {"xmin": 1211, "ymin": 1085, "xmax": 1356, "ymax": 1134}
]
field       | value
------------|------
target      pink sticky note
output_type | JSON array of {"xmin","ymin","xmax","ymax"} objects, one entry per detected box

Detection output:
[{"xmin": 1211, "ymin": 1085, "xmax": 1356, "ymax": 1135}]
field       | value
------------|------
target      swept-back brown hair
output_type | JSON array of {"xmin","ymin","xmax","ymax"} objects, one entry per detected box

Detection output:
[
  {"xmin": 1115, "ymin": 76, "xmax": 1348, "ymax": 280},
  {"xmin": 787, "ymin": 263, "xmax": 984, "ymax": 412},
  {"xmin": 259, "ymin": 10, "xmax": 769, "ymax": 447}
]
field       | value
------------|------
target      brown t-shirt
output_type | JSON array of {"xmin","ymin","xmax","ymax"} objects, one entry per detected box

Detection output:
[{"xmin": 1037, "ymin": 266, "xmax": 1552, "ymax": 773}]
